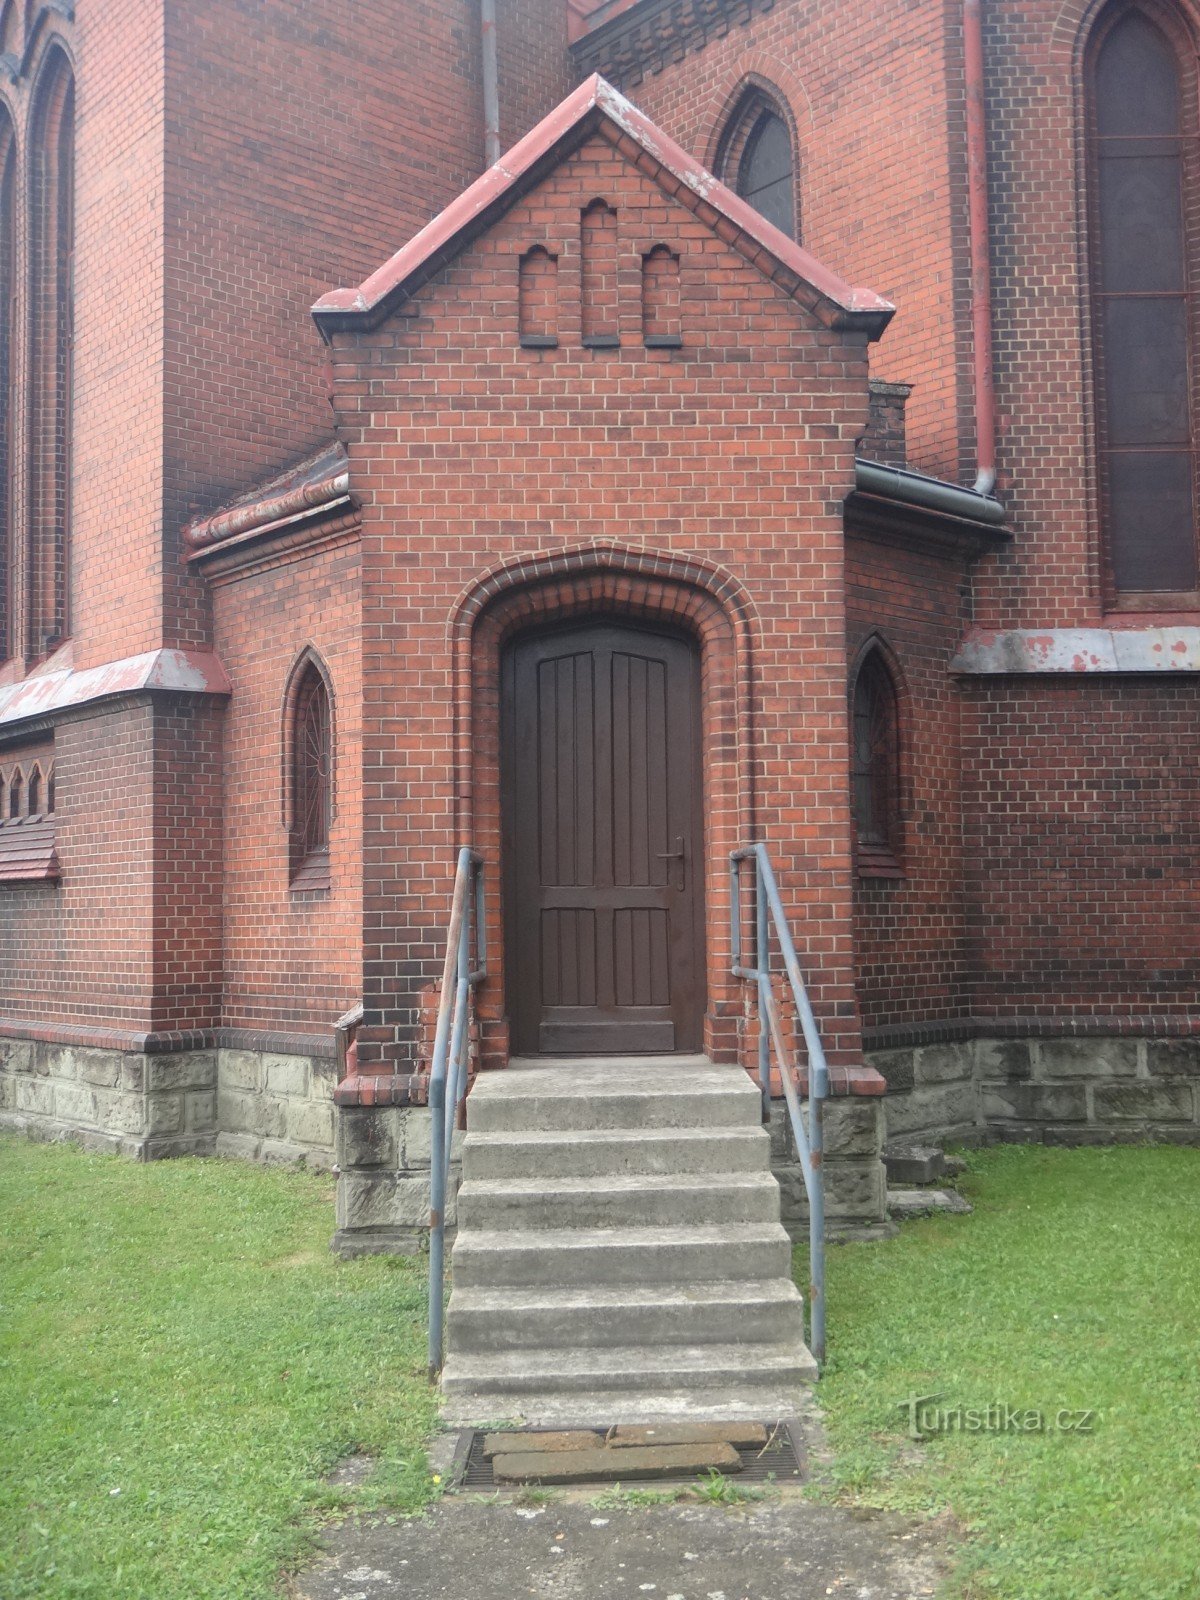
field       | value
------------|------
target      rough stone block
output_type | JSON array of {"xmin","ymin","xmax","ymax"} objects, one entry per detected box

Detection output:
[
  {"xmin": 147, "ymin": 1095, "xmax": 183, "ymax": 1134},
  {"xmin": 336, "ymin": 1106, "xmax": 398, "ymax": 1168},
  {"xmin": 263, "ymin": 1054, "xmax": 311, "ymax": 1099},
  {"xmin": 185, "ymin": 1091, "xmax": 218, "ymax": 1132},
  {"xmin": 866, "ymin": 1049, "xmax": 915, "ymax": 1091},
  {"xmin": 95, "ymin": 1089, "xmax": 148, "ymax": 1136},
  {"xmin": 884, "ymin": 1083, "xmax": 978, "ymax": 1140},
  {"xmin": 288, "ymin": 1100, "xmax": 334, "ymax": 1150},
  {"xmin": 884, "ymin": 1146, "xmax": 945, "ymax": 1185},
  {"xmin": 215, "ymin": 1131, "xmax": 261, "ymax": 1162},
  {"xmin": 16, "ymin": 1077, "xmax": 56, "ymax": 1116},
  {"xmin": 403, "ymin": 1109, "xmax": 463, "ymax": 1168},
  {"xmin": 120, "ymin": 1058, "xmax": 147, "ymax": 1092},
  {"xmin": 70, "ymin": 1049, "xmax": 123, "ymax": 1089},
  {"xmin": 1146, "ymin": 1039, "xmax": 1200, "ymax": 1078},
  {"xmin": 260, "ymin": 1139, "xmax": 312, "ymax": 1165},
  {"xmin": 218, "ymin": 1088, "xmax": 286, "ymax": 1140},
  {"xmin": 975, "ymin": 1039, "xmax": 1033, "ymax": 1082},
  {"xmin": 0, "ymin": 1075, "xmax": 13, "ymax": 1111},
  {"xmin": 822, "ymin": 1099, "xmax": 883, "ymax": 1158},
  {"xmin": 53, "ymin": 1083, "xmax": 99, "ymax": 1127},
  {"xmin": 147, "ymin": 1054, "xmax": 217, "ymax": 1093},
  {"xmin": 1093, "ymin": 1083, "xmax": 1194, "ymax": 1122},
  {"xmin": 1035, "ymin": 1039, "xmax": 1137, "ymax": 1080},
  {"xmin": 0, "ymin": 1039, "xmax": 34, "ymax": 1074},
  {"xmin": 311, "ymin": 1060, "xmax": 338, "ymax": 1101},
  {"xmin": 336, "ymin": 1171, "xmax": 433, "ymax": 1231},
  {"xmin": 218, "ymin": 1050, "xmax": 261, "ymax": 1093},
  {"xmin": 915, "ymin": 1044, "xmax": 973, "ymax": 1084},
  {"xmin": 983, "ymin": 1083, "xmax": 1088, "ymax": 1124}
]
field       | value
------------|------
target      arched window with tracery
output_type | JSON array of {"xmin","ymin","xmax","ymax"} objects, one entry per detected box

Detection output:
[
  {"xmin": 850, "ymin": 647, "xmax": 903, "ymax": 876},
  {"xmin": 0, "ymin": 108, "xmax": 14, "ymax": 662},
  {"xmin": 1087, "ymin": 3, "xmax": 1200, "ymax": 599},
  {"xmin": 716, "ymin": 88, "xmax": 798, "ymax": 241},
  {"xmin": 289, "ymin": 659, "xmax": 333, "ymax": 890},
  {"xmin": 28, "ymin": 48, "xmax": 74, "ymax": 658}
]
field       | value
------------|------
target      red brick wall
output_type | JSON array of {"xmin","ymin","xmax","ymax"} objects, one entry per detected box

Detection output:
[
  {"xmin": 962, "ymin": 677, "xmax": 1200, "ymax": 1021},
  {"xmin": 210, "ymin": 524, "xmax": 362, "ymax": 1035},
  {"xmin": 581, "ymin": 0, "xmax": 971, "ymax": 483},
  {"xmin": 327, "ymin": 128, "xmax": 875, "ymax": 1073},
  {"xmin": 847, "ymin": 534, "xmax": 973, "ymax": 1033},
  {"xmin": 160, "ymin": 0, "xmax": 569, "ymax": 652}
]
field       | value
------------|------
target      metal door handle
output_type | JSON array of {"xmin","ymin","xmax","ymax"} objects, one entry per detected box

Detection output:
[{"xmin": 656, "ymin": 836, "xmax": 686, "ymax": 890}]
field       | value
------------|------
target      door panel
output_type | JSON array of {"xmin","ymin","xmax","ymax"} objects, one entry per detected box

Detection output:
[{"xmin": 503, "ymin": 620, "xmax": 704, "ymax": 1054}]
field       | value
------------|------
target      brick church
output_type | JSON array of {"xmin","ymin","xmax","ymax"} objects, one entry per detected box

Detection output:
[{"xmin": 1, "ymin": 0, "xmax": 1198, "ymax": 1272}]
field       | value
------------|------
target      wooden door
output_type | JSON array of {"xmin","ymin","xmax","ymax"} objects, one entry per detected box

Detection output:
[{"xmin": 503, "ymin": 620, "xmax": 704, "ymax": 1054}]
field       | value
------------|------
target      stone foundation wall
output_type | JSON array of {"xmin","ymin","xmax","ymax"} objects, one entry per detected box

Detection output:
[
  {"xmin": 0, "ymin": 1040, "xmax": 218, "ymax": 1158},
  {"xmin": 869, "ymin": 1036, "xmax": 1200, "ymax": 1148},
  {"xmin": 214, "ymin": 1049, "xmax": 336, "ymax": 1168},
  {"xmin": 770, "ymin": 1097, "xmax": 887, "ymax": 1236}
]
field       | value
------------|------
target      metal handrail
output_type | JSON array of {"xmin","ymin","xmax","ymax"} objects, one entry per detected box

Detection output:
[
  {"xmin": 730, "ymin": 843, "xmax": 828, "ymax": 1367},
  {"xmin": 428, "ymin": 847, "xmax": 486, "ymax": 1379}
]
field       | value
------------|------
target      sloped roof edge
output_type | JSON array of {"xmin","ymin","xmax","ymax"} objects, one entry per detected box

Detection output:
[{"xmin": 312, "ymin": 74, "xmax": 894, "ymax": 338}]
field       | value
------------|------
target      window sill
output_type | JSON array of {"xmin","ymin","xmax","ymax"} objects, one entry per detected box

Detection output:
[
  {"xmin": 0, "ymin": 815, "xmax": 60, "ymax": 883},
  {"xmin": 1105, "ymin": 591, "xmax": 1200, "ymax": 615},
  {"xmin": 290, "ymin": 850, "xmax": 331, "ymax": 896},
  {"xmin": 855, "ymin": 840, "xmax": 905, "ymax": 881}
]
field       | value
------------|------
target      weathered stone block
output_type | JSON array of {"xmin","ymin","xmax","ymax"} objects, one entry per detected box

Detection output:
[
  {"xmin": 260, "ymin": 1138, "xmax": 312, "ymax": 1165},
  {"xmin": 95, "ymin": 1089, "xmax": 148, "ymax": 1135},
  {"xmin": 336, "ymin": 1171, "xmax": 433, "ymax": 1231},
  {"xmin": 218, "ymin": 1050, "xmax": 261, "ymax": 1093},
  {"xmin": 288, "ymin": 1100, "xmax": 334, "ymax": 1150},
  {"xmin": 185, "ymin": 1091, "xmax": 218, "ymax": 1132},
  {"xmin": 1146, "ymin": 1040, "xmax": 1200, "ymax": 1078},
  {"xmin": 1035, "ymin": 1039, "xmax": 1137, "ymax": 1079},
  {"xmin": 148, "ymin": 1095, "xmax": 183, "ymax": 1134},
  {"xmin": 822, "ymin": 1099, "xmax": 883, "ymax": 1158},
  {"xmin": 17, "ymin": 1076, "xmax": 59, "ymax": 1116},
  {"xmin": 120, "ymin": 1057, "xmax": 147, "ymax": 1092},
  {"xmin": 866, "ymin": 1049, "xmax": 915, "ymax": 1091},
  {"xmin": 263, "ymin": 1054, "xmax": 311, "ymax": 1099},
  {"xmin": 336, "ymin": 1106, "xmax": 398, "ymax": 1168},
  {"xmin": 218, "ymin": 1088, "xmax": 286, "ymax": 1140},
  {"xmin": 884, "ymin": 1146, "xmax": 945, "ymax": 1185},
  {"xmin": 70, "ymin": 1049, "xmax": 123, "ymax": 1089},
  {"xmin": 1093, "ymin": 1083, "xmax": 1194, "ymax": 1122},
  {"xmin": 403, "ymin": 1108, "xmax": 463, "ymax": 1167},
  {"xmin": 915, "ymin": 1044, "xmax": 973, "ymax": 1084},
  {"xmin": 0, "ymin": 1039, "xmax": 34, "ymax": 1074},
  {"xmin": 884, "ymin": 1083, "xmax": 978, "ymax": 1140},
  {"xmin": 215, "ymin": 1131, "xmax": 261, "ymax": 1161},
  {"xmin": 311, "ymin": 1060, "xmax": 338, "ymax": 1101},
  {"xmin": 491, "ymin": 1442, "xmax": 740, "ymax": 1484},
  {"xmin": 53, "ymin": 1083, "xmax": 99, "ymax": 1127},
  {"xmin": 974, "ymin": 1039, "xmax": 1033, "ymax": 1082},
  {"xmin": 0, "ymin": 1075, "xmax": 13, "ymax": 1111},
  {"xmin": 983, "ymin": 1083, "xmax": 1088, "ymax": 1124},
  {"xmin": 147, "ymin": 1053, "xmax": 217, "ymax": 1093}
]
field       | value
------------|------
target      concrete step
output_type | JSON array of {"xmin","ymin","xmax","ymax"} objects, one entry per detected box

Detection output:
[
  {"xmin": 450, "ymin": 1222, "xmax": 794, "ymax": 1288},
  {"xmin": 467, "ymin": 1058, "xmax": 761, "ymax": 1134},
  {"xmin": 462, "ymin": 1125, "xmax": 772, "ymax": 1181},
  {"xmin": 446, "ymin": 1279, "xmax": 804, "ymax": 1352},
  {"xmin": 440, "ymin": 1339, "xmax": 819, "ymax": 1396},
  {"xmin": 456, "ymin": 1171, "xmax": 781, "ymax": 1231}
]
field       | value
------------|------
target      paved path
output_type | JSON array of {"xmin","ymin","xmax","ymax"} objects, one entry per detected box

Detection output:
[{"xmin": 293, "ymin": 1498, "xmax": 949, "ymax": 1600}]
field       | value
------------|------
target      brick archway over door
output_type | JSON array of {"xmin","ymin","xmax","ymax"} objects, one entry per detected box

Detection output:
[{"xmin": 450, "ymin": 542, "xmax": 759, "ymax": 1069}]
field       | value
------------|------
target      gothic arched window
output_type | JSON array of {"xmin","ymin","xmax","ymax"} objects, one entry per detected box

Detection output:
[
  {"xmin": 28, "ymin": 49, "xmax": 74, "ymax": 657},
  {"xmin": 850, "ymin": 649, "xmax": 903, "ymax": 875},
  {"xmin": 290, "ymin": 660, "xmax": 332, "ymax": 888},
  {"xmin": 717, "ymin": 90, "xmax": 797, "ymax": 240},
  {"xmin": 1087, "ymin": 5, "xmax": 1200, "ymax": 597}
]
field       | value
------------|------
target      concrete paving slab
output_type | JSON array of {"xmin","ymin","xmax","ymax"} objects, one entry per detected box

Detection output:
[{"xmin": 292, "ymin": 1498, "xmax": 951, "ymax": 1600}]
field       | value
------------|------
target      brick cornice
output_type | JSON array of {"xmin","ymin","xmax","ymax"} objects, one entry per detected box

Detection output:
[{"xmin": 571, "ymin": 0, "xmax": 775, "ymax": 88}]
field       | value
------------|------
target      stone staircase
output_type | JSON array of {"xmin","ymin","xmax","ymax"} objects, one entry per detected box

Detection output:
[{"xmin": 441, "ymin": 1056, "xmax": 816, "ymax": 1425}]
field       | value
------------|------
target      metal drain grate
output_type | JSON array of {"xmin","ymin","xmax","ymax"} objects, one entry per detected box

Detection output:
[{"xmin": 452, "ymin": 1421, "xmax": 805, "ymax": 1490}]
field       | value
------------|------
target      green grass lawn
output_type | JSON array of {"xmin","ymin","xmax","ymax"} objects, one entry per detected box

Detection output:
[
  {"xmin": 804, "ymin": 1142, "xmax": 1200, "ymax": 1600},
  {"xmin": 0, "ymin": 1137, "xmax": 436, "ymax": 1600},
  {"xmin": 2, "ymin": 1136, "xmax": 1197, "ymax": 1599}
]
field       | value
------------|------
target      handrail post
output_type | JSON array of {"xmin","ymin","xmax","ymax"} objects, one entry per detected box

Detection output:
[{"xmin": 754, "ymin": 855, "xmax": 770, "ymax": 1125}]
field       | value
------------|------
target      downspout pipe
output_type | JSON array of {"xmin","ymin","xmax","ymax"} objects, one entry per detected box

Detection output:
[
  {"xmin": 481, "ymin": 0, "xmax": 501, "ymax": 168},
  {"xmin": 964, "ymin": 0, "xmax": 997, "ymax": 496}
]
